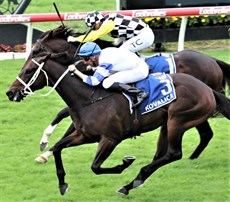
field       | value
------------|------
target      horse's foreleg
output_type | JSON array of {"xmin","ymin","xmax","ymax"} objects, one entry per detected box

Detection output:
[
  {"xmin": 153, "ymin": 124, "xmax": 168, "ymax": 160},
  {"xmin": 40, "ymin": 124, "xmax": 57, "ymax": 151},
  {"xmin": 117, "ymin": 125, "xmax": 184, "ymax": 195},
  {"xmin": 190, "ymin": 121, "xmax": 213, "ymax": 160},
  {"xmin": 52, "ymin": 131, "xmax": 92, "ymax": 195},
  {"xmin": 53, "ymin": 148, "xmax": 67, "ymax": 195},
  {"xmin": 40, "ymin": 107, "xmax": 70, "ymax": 151},
  {"xmin": 91, "ymin": 136, "xmax": 135, "ymax": 175},
  {"xmin": 36, "ymin": 123, "xmax": 75, "ymax": 163}
]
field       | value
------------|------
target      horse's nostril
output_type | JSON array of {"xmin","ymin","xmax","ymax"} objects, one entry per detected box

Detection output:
[{"xmin": 6, "ymin": 90, "xmax": 12, "ymax": 97}]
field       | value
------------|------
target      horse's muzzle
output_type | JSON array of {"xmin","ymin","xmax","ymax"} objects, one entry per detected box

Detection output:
[{"xmin": 6, "ymin": 89, "xmax": 25, "ymax": 102}]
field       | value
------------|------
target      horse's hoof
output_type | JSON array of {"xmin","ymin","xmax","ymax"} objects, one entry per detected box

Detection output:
[
  {"xmin": 40, "ymin": 142, "xmax": 48, "ymax": 151},
  {"xmin": 133, "ymin": 180, "xmax": 144, "ymax": 189},
  {"xmin": 123, "ymin": 156, "xmax": 136, "ymax": 165},
  {"xmin": 59, "ymin": 183, "xmax": 68, "ymax": 195},
  {"xmin": 35, "ymin": 155, "xmax": 48, "ymax": 163},
  {"xmin": 116, "ymin": 187, "xmax": 129, "ymax": 195}
]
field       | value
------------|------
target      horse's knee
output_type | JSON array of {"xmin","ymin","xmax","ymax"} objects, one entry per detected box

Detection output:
[
  {"xmin": 167, "ymin": 151, "xmax": 182, "ymax": 161},
  {"xmin": 153, "ymin": 152, "xmax": 165, "ymax": 160},
  {"xmin": 91, "ymin": 164, "xmax": 101, "ymax": 175},
  {"xmin": 52, "ymin": 146, "xmax": 62, "ymax": 155}
]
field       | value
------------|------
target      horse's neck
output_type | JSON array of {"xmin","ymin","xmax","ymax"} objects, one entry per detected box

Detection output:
[
  {"xmin": 46, "ymin": 64, "xmax": 98, "ymax": 109},
  {"xmin": 47, "ymin": 38, "xmax": 77, "ymax": 55},
  {"xmin": 57, "ymin": 78, "xmax": 94, "ymax": 109}
]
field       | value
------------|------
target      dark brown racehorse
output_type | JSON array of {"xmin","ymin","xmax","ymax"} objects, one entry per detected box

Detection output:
[
  {"xmin": 32, "ymin": 26, "xmax": 230, "ymax": 162},
  {"xmin": 6, "ymin": 50, "xmax": 230, "ymax": 195}
]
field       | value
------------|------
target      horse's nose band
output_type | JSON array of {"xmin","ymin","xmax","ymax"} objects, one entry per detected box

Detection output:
[{"xmin": 16, "ymin": 59, "xmax": 47, "ymax": 96}]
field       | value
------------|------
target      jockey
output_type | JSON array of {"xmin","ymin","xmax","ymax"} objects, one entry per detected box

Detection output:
[
  {"xmin": 67, "ymin": 11, "xmax": 154, "ymax": 53},
  {"xmin": 68, "ymin": 41, "xmax": 149, "ymax": 108}
]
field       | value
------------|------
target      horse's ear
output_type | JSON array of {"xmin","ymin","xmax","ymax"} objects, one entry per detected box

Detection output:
[
  {"xmin": 44, "ymin": 53, "xmax": 52, "ymax": 60},
  {"xmin": 52, "ymin": 26, "xmax": 68, "ymax": 38},
  {"xmin": 47, "ymin": 30, "xmax": 54, "ymax": 39},
  {"xmin": 34, "ymin": 53, "xmax": 51, "ymax": 64}
]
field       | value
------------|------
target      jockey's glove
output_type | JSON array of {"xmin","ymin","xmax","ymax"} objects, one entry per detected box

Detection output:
[{"xmin": 68, "ymin": 64, "xmax": 76, "ymax": 72}]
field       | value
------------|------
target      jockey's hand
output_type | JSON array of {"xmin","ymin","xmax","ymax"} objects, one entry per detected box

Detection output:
[
  {"xmin": 86, "ymin": 65, "xmax": 97, "ymax": 71},
  {"xmin": 67, "ymin": 36, "xmax": 77, "ymax": 42},
  {"xmin": 86, "ymin": 65, "xmax": 92, "ymax": 71},
  {"xmin": 68, "ymin": 64, "xmax": 76, "ymax": 73}
]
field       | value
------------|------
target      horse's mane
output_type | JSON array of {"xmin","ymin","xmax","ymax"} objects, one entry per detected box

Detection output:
[
  {"xmin": 39, "ymin": 25, "xmax": 117, "ymax": 73},
  {"xmin": 39, "ymin": 25, "xmax": 85, "ymax": 41},
  {"xmin": 40, "ymin": 25, "xmax": 116, "ymax": 49}
]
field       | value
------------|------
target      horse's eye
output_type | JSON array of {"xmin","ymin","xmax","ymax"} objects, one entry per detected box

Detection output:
[
  {"xmin": 25, "ymin": 68, "xmax": 34, "ymax": 74},
  {"xmin": 32, "ymin": 49, "xmax": 39, "ymax": 56}
]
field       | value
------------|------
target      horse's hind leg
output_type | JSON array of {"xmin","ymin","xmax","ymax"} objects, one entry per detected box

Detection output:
[
  {"xmin": 91, "ymin": 136, "xmax": 135, "ymax": 174},
  {"xmin": 153, "ymin": 124, "xmax": 168, "ymax": 160},
  {"xmin": 189, "ymin": 120, "xmax": 213, "ymax": 160},
  {"xmin": 117, "ymin": 123, "xmax": 184, "ymax": 195}
]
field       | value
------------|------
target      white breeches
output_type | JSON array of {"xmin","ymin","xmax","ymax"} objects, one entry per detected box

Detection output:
[
  {"xmin": 102, "ymin": 62, "xmax": 149, "ymax": 89},
  {"xmin": 120, "ymin": 27, "xmax": 155, "ymax": 53}
]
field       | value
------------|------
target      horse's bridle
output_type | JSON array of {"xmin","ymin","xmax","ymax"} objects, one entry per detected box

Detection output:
[
  {"xmin": 16, "ymin": 58, "xmax": 49, "ymax": 96},
  {"xmin": 36, "ymin": 39, "xmax": 50, "ymax": 53},
  {"xmin": 16, "ymin": 55, "xmax": 83, "ymax": 97}
]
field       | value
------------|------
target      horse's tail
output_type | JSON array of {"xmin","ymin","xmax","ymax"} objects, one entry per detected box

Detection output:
[
  {"xmin": 214, "ymin": 58, "xmax": 230, "ymax": 94},
  {"xmin": 213, "ymin": 90, "xmax": 230, "ymax": 119}
]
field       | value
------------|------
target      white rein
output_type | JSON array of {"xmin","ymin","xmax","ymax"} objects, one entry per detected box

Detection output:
[{"xmin": 16, "ymin": 59, "xmax": 69, "ymax": 97}]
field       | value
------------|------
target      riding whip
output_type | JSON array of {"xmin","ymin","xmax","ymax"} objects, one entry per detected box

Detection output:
[
  {"xmin": 53, "ymin": 2, "xmax": 65, "ymax": 27},
  {"xmin": 73, "ymin": 23, "xmax": 96, "ymax": 58}
]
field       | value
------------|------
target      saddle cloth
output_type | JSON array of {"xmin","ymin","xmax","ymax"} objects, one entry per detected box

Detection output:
[
  {"xmin": 124, "ymin": 73, "xmax": 176, "ymax": 115},
  {"xmin": 145, "ymin": 53, "xmax": 176, "ymax": 74}
]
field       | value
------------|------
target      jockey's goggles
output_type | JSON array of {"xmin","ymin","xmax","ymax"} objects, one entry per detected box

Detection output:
[{"xmin": 80, "ymin": 56, "xmax": 90, "ymax": 61}]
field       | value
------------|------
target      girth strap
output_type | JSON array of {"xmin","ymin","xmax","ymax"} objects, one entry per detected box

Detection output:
[
  {"xmin": 129, "ymin": 107, "xmax": 142, "ymax": 136},
  {"xmin": 82, "ymin": 93, "xmax": 113, "ymax": 107}
]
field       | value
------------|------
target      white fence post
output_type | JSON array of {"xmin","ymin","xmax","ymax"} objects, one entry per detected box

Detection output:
[
  {"xmin": 116, "ymin": 0, "xmax": 120, "ymax": 11},
  {"xmin": 178, "ymin": 16, "xmax": 188, "ymax": 51},
  {"xmin": 25, "ymin": 22, "xmax": 33, "ymax": 59}
]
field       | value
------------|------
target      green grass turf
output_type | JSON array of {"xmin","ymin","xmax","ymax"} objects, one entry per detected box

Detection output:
[
  {"xmin": 0, "ymin": 1, "xmax": 230, "ymax": 201},
  {"xmin": 1, "ymin": 49, "xmax": 229, "ymax": 202}
]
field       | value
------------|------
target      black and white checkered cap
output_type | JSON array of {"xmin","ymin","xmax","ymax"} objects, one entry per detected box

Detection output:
[{"xmin": 85, "ymin": 11, "xmax": 104, "ymax": 27}]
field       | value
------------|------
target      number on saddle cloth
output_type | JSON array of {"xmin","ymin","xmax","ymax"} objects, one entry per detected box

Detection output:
[
  {"xmin": 145, "ymin": 53, "xmax": 176, "ymax": 74},
  {"xmin": 131, "ymin": 73, "xmax": 176, "ymax": 114}
]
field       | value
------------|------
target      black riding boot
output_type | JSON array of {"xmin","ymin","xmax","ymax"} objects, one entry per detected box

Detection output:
[{"xmin": 109, "ymin": 82, "xmax": 148, "ymax": 108}]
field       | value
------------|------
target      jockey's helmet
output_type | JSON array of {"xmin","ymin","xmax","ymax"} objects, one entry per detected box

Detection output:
[
  {"xmin": 85, "ymin": 11, "xmax": 104, "ymax": 28},
  {"xmin": 78, "ymin": 42, "xmax": 101, "ymax": 57}
]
